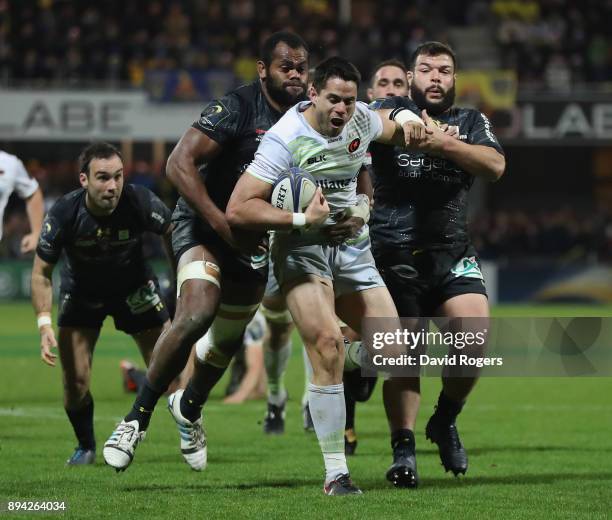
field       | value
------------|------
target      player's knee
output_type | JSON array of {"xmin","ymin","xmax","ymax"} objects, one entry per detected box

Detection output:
[
  {"xmin": 172, "ymin": 305, "xmax": 215, "ymax": 342},
  {"xmin": 312, "ymin": 331, "xmax": 344, "ymax": 372}
]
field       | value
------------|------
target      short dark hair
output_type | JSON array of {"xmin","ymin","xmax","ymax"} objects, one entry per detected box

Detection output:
[
  {"xmin": 409, "ymin": 41, "xmax": 457, "ymax": 70},
  {"xmin": 259, "ymin": 31, "xmax": 308, "ymax": 67},
  {"xmin": 370, "ymin": 59, "xmax": 407, "ymax": 86},
  {"xmin": 78, "ymin": 142, "xmax": 122, "ymax": 176},
  {"xmin": 312, "ymin": 56, "xmax": 361, "ymax": 92}
]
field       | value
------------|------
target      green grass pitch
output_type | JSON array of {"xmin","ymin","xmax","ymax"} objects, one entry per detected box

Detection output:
[{"xmin": 1, "ymin": 302, "xmax": 611, "ymax": 518}]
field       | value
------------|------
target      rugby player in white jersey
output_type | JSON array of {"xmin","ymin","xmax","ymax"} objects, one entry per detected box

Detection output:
[
  {"xmin": 0, "ymin": 150, "xmax": 44, "ymax": 254},
  {"xmin": 226, "ymin": 56, "xmax": 427, "ymax": 495}
]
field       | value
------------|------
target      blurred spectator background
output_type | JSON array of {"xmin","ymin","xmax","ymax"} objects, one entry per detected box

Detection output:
[{"xmin": 2, "ymin": 0, "xmax": 609, "ymax": 94}]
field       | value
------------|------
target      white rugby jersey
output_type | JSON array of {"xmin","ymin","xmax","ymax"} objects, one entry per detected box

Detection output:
[
  {"xmin": 247, "ymin": 101, "xmax": 383, "ymax": 222},
  {"xmin": 0, "ymin": 151, "xmax": 39, "ymax": 239}
]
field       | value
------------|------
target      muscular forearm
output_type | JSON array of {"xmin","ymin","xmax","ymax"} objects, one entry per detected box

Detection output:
[
  {"xmin": 441, "ymin": 140, "xmax": 505, "ymax": 181},
  {"xmin": 31, "ymin": 272, "xmax": 53, "ymax": 316},
  {"xmin": 356, "ymin": 167, "xmax": 373, "ymax": 200},
  {"xmin": 227, "ymin": 198, "xmax": 295, "ymax": 231}
]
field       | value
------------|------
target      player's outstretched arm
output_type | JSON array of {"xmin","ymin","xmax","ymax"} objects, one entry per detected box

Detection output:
[
  {"xmin": 31, "ymin": 254, "xmax": 58, "ymax": 366},
  {"xmin": 374, "ymin": 108, "xmax": 429, "ymax": 149},
  {"xmin": 166, "ymin": 127, "xmax": 237, "ymax": 247},
  {"xmin": 420, "ymin": 110, "xmax": 505, "ymax": 181},
  {"xmin": 226, "ymin": 172, "xmax": 329, "ymax": 231},
  {"xmin": 21, "ymin": 187, "xmax": 44, "ymax": 254}
]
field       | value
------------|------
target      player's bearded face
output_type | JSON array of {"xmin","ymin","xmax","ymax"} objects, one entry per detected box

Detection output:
[
  {"xmin": 266, "ymin": 68, "xmax": 307, "ymax": 107},
  {"xmin": 410, "ymin": 53, "xmax": 456, "ymax": 116},
  {"xmin": 264, "ymin": 45, "xmax": 309, "ymax": 108},
  {"xmin": 80, "ymin": 156, "xmax": 124, "ymax": 215}
]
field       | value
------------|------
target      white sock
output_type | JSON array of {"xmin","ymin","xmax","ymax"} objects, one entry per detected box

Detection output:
[
  {"xmin": 265, "ymin": 339, "xmax": 291, "ymax": 406},
  {"xmin": 308, "ymin": 383, "xmax": 348, "ymax": 484},
  {"xmin": 302, "ymin": 347, "xmax": 313, "ymax": 406}
]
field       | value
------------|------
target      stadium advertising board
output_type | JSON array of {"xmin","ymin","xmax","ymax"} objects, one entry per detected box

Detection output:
[
  {"xmin": 0, "ymin": 91, "xmax": 199, "ymax": 141},
  {"xmin": 491, "ymin": 100, "xmax": 612, "ymax": 143},
  {"xmin": 0, "ymin": 90, "xmax": 610, "ymax": 143}
]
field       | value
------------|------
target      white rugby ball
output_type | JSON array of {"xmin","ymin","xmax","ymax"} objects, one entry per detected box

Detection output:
[{"xmin": 271, "ymin": 167, "xmax": 317, "ymax": 212}]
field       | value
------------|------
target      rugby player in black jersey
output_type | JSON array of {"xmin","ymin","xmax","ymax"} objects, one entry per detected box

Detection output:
[
  {"xmin": 103, "ymin": 32, "xmax": 311, "ymax": 472},
  {"xmin": 342, "ymin": 58, "xmax": 411, "ymax": 455},
  {"xmin": 31, "ymin": 142, "xmax": 173, "ymax": 465},
  {"xmin": 369, "ymin": 42, "xmax": 505, "ymax": 487}
]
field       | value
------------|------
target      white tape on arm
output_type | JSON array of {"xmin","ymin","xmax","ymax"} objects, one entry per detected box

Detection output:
[
  {"xmin": 37, "ymin": 314, "xmax": 52, "ymax": 329},
  {"xmin": 292, "ymin": 213, "xmax": 306, "ymax": 229},
  {"xmin": 392, "ymin": 108, "xmax": 424, "ymax": 127}
]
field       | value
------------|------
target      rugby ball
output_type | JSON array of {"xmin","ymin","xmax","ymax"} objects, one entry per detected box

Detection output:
[{"xmin": 271, "ymin": 167, "xmax": 317, "ymax": 212}]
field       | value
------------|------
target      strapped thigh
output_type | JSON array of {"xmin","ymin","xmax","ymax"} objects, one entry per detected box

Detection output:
[{"xmin": 176, "ymin": 260, "xmax": 221, "ymax": 297}]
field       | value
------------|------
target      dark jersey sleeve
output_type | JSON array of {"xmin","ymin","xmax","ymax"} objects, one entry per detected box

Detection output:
[
  {"xmin": 191, "ymin": 93, "xmax": 243, "ymax": 146},
  {"xmin": 36, "ymin": 200, "xmax": 68, "ymax": 264},
  {"xmin": 132, "ymin": 185, "xmax": 172, "ymax": 234},
  {"xmin": 369, "ymin": 96, "xmax": 418, "ymax": 114},
  {"xmin": 466, "ymin": 109, "xmax": 504, "ymax": 154}
]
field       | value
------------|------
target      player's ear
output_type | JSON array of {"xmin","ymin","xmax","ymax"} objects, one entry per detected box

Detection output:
[
  {"xmin": 308, "ymin": 85, "xmax": 317, "ymax": 102},
  {"xmin": 406, "ymin": 70, "xmax": 413, "ymax": 87},
  {"xmin": 256, "ymin": 60, "xmax": 267, "ymax": 81},
  {"xmin": 79, "ymin": 172, "xmax": 88, "ymax": 188},
  {"xmin": 366, "ymin": 87, "xmax": 374, "ymax": 102}
]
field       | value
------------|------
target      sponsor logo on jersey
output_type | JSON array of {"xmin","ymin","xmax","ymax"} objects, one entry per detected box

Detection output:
[
  {"xmin": 451, "ymin": 256, "xmax": 484, "ymax": 280},
  {"xmin": 396, "ymin": 153, "xmax": 464, "ymax": 175},
  {"xmin": 348, "ymin": 138, "xmax": 361, "ymax": 153},
  {"xmin": 316, "ymin": 177, "xmax": 356, "ymax": 189},
  {"xmin": 255, "ymin": 128, "xmax": 267, "ymax": 142},
  {"xmin": 327, "ymin": 135, "xmax": 343, "ymax": 143},
  {"xmin": 307, "ymin": 154, "xmax": 326, "ymax": 165},
  {"xmin": 151, "ymin": 212, "xmax": 165, "ymax": 225}
]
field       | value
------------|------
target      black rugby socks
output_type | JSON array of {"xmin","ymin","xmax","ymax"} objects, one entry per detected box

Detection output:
[
  {"xmin": 125, "ymin": 381, "xmax": 164, "ymax": 430},
  {"xmin": 433, "ymin": 390, "xmax": 465, "ymax": 423},
  {"xmin": 65, "ymin": 396, "xmax": 96, "ymax": 451}
]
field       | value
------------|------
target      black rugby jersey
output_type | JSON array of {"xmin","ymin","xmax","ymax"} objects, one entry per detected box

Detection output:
[
  {"xmin": 368, "ymin": 96, "xmax": 504, "ymax": 251},
  {"xmin": 175, "ymin": 80, "xmax": 284, "ymax": 225},
  {"xmin": 36, "ymin": 184, "xmax": 171, "ymax": 297}
]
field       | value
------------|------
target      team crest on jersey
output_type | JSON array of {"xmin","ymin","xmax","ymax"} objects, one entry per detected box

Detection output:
[
  {"xmin": 199, "ymin": 101, "xmax": 230, "ymax": 129},
  {"xmin": 348, "ymin": 138, "xmax": 361, "ymax": 153},
  {"xmin": 451, "ymin": 256, "xmax": 484, "ymax": 280}
]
